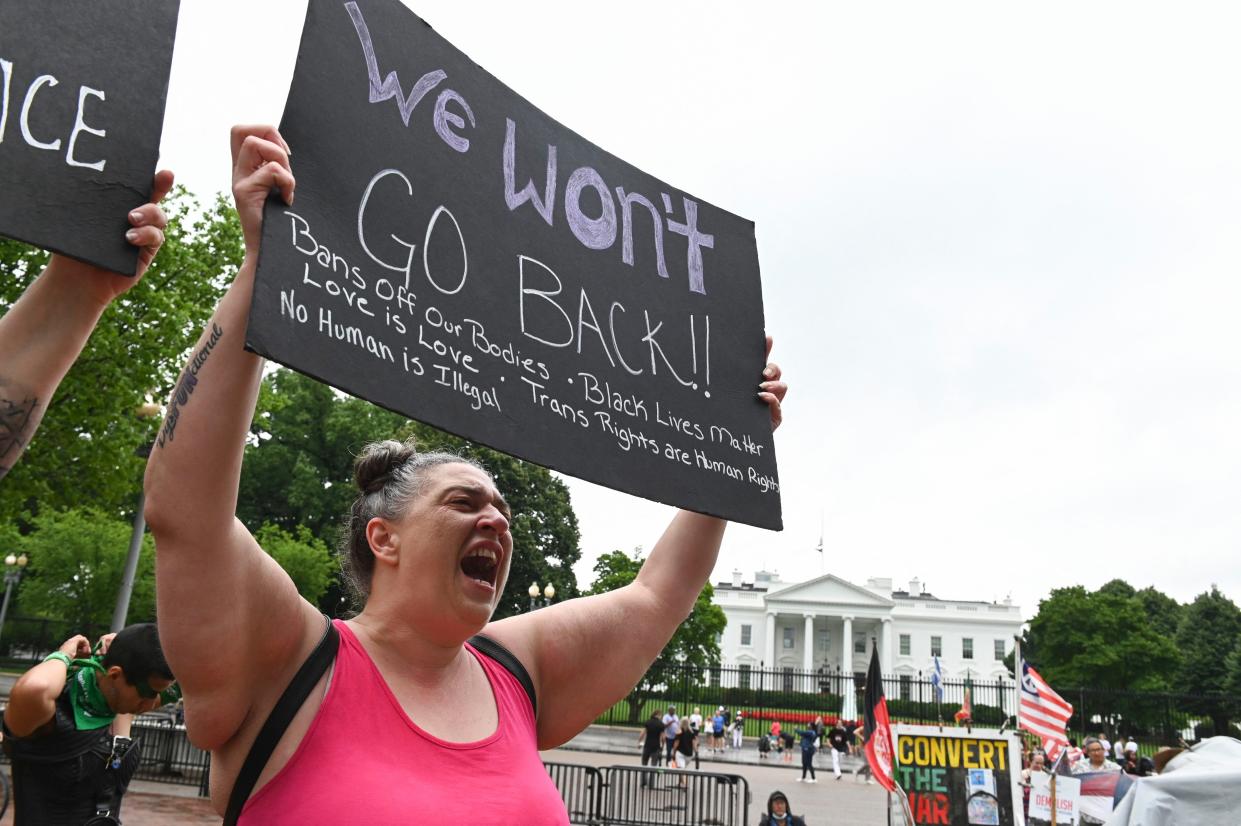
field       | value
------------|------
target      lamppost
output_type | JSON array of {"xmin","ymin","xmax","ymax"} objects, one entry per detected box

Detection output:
[
  {"xmin": 527, "ymin": 581, "xmax": 556, "ymax": 612},
  {"xmin": 0, "ymin": 552, "xmax": 29, "ymax": 647},
  {"xmin": 111, "ymin": 397, "xmax": 162, "ymax": 632}
]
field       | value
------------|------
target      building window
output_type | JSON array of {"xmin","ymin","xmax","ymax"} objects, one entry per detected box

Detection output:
[
  {"xmin": 931, "ymin": 636, "xmax": 942, "ymax": 657},
  {"xmin": 710, "ymin": 666, "xmax": 721, "ymax": 688},
  {"xmin": 899, "ymin": 634, "xmax": 911, "ymax": 657},
  {"xmin": 962, "ymin": 638, "xmax": 974, "ymax": 660},
  {"xmin": 782, "ymin": 667, "xmax": 794, "ymax": 692},
  {"xmin": 854, "ymin": 634, "xmax": 865, "ymax": 654},
  {"xmin": 818, "ymin": 630, "xmax": 830, "ymax": 651},
  {"xmin": 740, "ymin": 624, "xmax": 752, "ymax": 646},
  {"xmin": 783, "ymin": 627, "xmax": 795, "ymax": 649},
  {"xmin": 739, "ymin": 664, "xmax": 751, "ymax": 689},
  {"xmin": 899, "ymin": 674, "xmax": 912, "ymax": 701},
  {"xmin": 994, "ymin": 639, "xmax": 1005, "ymax": 661}
]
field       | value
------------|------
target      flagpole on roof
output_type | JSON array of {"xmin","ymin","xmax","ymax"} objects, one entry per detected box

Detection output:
[{"xmin": 815, "ymin": 509, "xmax": 824, "ymax": 576}]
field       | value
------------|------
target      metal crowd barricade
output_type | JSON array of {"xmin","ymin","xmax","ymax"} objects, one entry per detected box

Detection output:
[
  {"xmin": 130, "ymin": 715, "xmax": 210, "ymax": 788},
  {"xmin": 544, "ymin": 761, "xmax": 605, "ymax": 825},
  {"xmin": 601, "ymin": 765, "xmax": 750, "ymax": 826}
]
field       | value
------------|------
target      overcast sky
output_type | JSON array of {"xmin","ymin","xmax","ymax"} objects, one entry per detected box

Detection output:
[{"xmin": 158, "ymin": 0, "xmax": 1241, "ymax": 618}]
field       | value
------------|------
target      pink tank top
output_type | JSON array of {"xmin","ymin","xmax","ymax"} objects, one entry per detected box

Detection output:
[{"xmin": 239, "ymin": 620, "xmax": 568, "ymax": 824}]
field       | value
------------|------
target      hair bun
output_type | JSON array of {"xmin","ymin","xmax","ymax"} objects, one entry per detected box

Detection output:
[{"xmin": 353, "ymin": 439, "xmax": 415, "ymax": 493}]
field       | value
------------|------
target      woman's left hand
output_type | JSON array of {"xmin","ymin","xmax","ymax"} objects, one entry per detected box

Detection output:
[{"xmin": 758, "ymin": 335, "xmax": 787, "ymax": 431}]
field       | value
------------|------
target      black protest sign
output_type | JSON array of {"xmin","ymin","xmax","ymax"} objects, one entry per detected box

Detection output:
[
  {"xmin": 248, "ymin": 0, "xmax": 781, "ymax": 529},
  {"xmin": 0, "ymin": 0, "xmax": 180, "ymax": 275},
  {"xmin": 894, "ymin": 726, "xmax": 1023, "ymax": 825}
]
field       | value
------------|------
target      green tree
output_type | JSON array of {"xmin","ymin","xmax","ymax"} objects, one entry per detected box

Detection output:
[
  {"xmin": 0, "ymin": 191, "xmax": 241, "ymax": 526},
  {"xmin": 254, "ymin": 523, "xmax": 336, "ymax": 605},
  {"xmin": 1136, "ymin": 586, "xmax": 1184, "ymax": 640},
  {"xmin": 1175, "ymin": 586, "xmax": 1241, "ymax": 733},
  {"xmin": 1024, "ymin": 585, "xmax": 1180, "ymax": 692},
  {"xmin": 587, "ymin": 549, "xmax": 726, "ymax": 723},
  {"xmin": 238, "ymin": 368, "xmax": 582, "ymax": 618},
  {"xmin": 13, "ymin": 508, "xmax": 154, "ymax": 630}
]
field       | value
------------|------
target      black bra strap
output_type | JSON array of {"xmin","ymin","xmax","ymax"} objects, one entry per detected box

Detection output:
[
  {"xmin": 469, "ymin": 634, "xmax": 537, "ymax": 717},
  {"xmin": 224, "ymin": 615, "xmax": 338, "ymax": 826}
]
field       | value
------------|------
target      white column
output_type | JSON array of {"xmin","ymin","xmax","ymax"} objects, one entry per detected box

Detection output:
[
  {"xmin": 882, "ymin": 617, "xmax": 894, "ymax": 674},
  {"xmin": 803, "ymin": 614, "xmax": 815, "ymax": 672},
  {"xmin": 841, "ymin": 615, "xmax": 854, "ymax": 675},
  {"xmin": 764, "ymin": 611, "xmax": 776, "ymax": 667}
]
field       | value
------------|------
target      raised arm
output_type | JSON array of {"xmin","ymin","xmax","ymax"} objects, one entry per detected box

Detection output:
[
  {"xmin": 489, "ymin": 339, "xmax": 786, "ymax": 746},
  {"xmin": 3, "ymin": 634, "xmax": 92, "ymax": 737},
  {"xmin": 143, "ymin": 126, "xmax": 319, "ymax": 749},
  {"xmin": 0, "ymin": 172, "xmax": 173, "ymax": 480}
]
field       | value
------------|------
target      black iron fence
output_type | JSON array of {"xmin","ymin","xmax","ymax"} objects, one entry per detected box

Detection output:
[
  {"xmin": 544, "ymin": 762, "xmax": 751, "ymax": 826},
  {"xmin": 594, "ymin": 661, "xmax": 1239, "ymax": 749}
]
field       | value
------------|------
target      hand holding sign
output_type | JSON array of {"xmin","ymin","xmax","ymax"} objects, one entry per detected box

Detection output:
[
  {"xmin": 230, "ymin": 125, "xmax": 295, "ymax": 257},
  {"xmin": 760, "ymin": 335, "xmax": 787, "ymax": 432},
  {"xmin": 0, "ymin": 168, "xmax": 176, "ymax": 481}
]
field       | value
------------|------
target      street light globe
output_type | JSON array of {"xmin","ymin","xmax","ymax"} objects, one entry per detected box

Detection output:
[
  {"xmin": 3, "ymin": 554, "xmax": 14, "ymax": 567},
  {"xmin": 16, "ymin": 554, "xmax": 27, "ymax": 568},
  {"xmin": 543, "ymin": 583, "xmax": 555, "ymax": 600},
  {"xmin": 528, "ymin": 582, "xmax": 540, "ymax": 599}
]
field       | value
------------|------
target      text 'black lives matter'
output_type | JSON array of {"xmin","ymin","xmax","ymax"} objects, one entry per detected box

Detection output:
[
  {"xmin": 247, "ymin": 0, "xmax": 781, "ymax": 530},
  {"xmin": 0, "ymin": 0, "xmax": 181, "ymax": 276}
]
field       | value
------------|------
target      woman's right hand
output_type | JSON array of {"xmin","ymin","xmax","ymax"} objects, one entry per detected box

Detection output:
[{"xmin": 230, "ymin": 125, "xmax": 295, "ymax": 256}]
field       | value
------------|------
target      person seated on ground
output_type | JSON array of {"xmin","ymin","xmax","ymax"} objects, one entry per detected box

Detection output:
[
  {"xmin": 142, "ymin": 125, "xmax": 788, "ymax": 824},
  {"xmin": 1073, "ymin": 736, "xmax": 1121, "ymax": 773},
  {"xmin": 1121, "ymin": 741, "xmax": 1154, "ymax": 776},
  {"xmin": 3, "ymin": 625, "xmax": 178, "ymax": 825},
  {"xmin": 759, "ymin": 790, "xmax": 807, "ymax": 826},
  {"xmin": 0, "ymin": 171, "xmax": 173, "ymax": 481}
]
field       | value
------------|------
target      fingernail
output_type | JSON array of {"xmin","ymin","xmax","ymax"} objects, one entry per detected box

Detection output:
[
  {"xmin": 763, "ymin": 368, "xmax": 774, "ymax": 378},
  {"xmin": 129, "ymin": 211, "xmax": 142, "ymax": 223},
  {"xmin": 126, "ymin": 229, "xmax": 139, "ymax": 241}
]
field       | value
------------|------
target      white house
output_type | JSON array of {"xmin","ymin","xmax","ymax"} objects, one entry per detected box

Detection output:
[{"xmin": 713, "ymin": 571, "xmax": 1023, "ymax": 687}]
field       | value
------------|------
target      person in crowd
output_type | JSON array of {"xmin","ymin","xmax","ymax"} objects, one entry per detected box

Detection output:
[
  {"xmin": 758, "ymin": 730, "xmax": 772, "ymax": 759},
  {"xmin": 143, "ymin": 125, "xmax": 787, "ymax": 824},
  {"xmin": 771, "ymin": 720, "xmax": 784, "ymax": 760},
  {"xmin": 1121, "ymin": 741, "xmax": 1154, "ymax": 776},
  {"xmin": 1073, "ymin": 737, "xmax": 1121, "ymax": 773},
  {"xmin": 688, "ymin": 706, "xmax": 703, "ymax": 736},
  {"xmin": 1097, "ymin": 731, "xmax": 1112, "ymax": 759},
  {"xmin": 1020, "ymin": 750, "xmax": 1046, "ymax": 784},
  {"xmin": 731, "ymin": 711, "xmax": 745, "ymax": 750},
  {"xmin": 1064, "ymin": 737, "xmax": 1083, "ymax": 767},
  {"xmin": 711, "ymin": 706, "xmax": 726, "ymax": 752},
  {"xmin": 1113, "ymin": 736, "xmax": 1126, "ymax": 762},
  {"xmin": 638, "ymin": 711, "xmax": 665, "ymax": 786},
  {"xmin": 845, "ymin": 718, "xmax": 858, "ymax": 756},
  {"xmin": 674, "ymin": 720, "xmax": 698, "ymax": 786},
  {"xmin": 759, "ymin": 790, "xmax": 807, "ymax": 826},
  {"xmin": 795, "ymin": 724, "xmax": 818, "ymax": 782},
  {"xmin": 3, "ymin": 625, "xmax": 178, "ymax": 824},
  {"xmin": 852, "ymin": 721, "xmax": 873, "ymax": 782},
  {"xmin": 664, "ymin": 706, "xmax": 682, "ymax": 766},
  {"xmin": 0, "ymin": 171, "xmax": 173, "ymax": 481},
  {"xmin": 781, "ymin": 727, "xmax": 796, "ymax": 763},
  {"xmin": 827, "ymin": 719, "xmax": 849, "ymax": 779}
]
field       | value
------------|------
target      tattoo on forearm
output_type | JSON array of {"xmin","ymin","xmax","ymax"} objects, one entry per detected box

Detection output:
[
  {"xmin": 157, "ymin": 323, "xmax": 224, "ymax": 449},
  {"xmin": 0, "ymin": 384, "xmax": 39, "ymax": 479}
]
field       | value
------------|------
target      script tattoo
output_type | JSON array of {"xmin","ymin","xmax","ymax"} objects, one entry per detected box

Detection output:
[
  {"xmin": 157, "ymin": 323, "xmax": 224, "ymax": 449},
  {"xmin": 0, "ymin": 381, "xmax": 39, "ymax": 480}
]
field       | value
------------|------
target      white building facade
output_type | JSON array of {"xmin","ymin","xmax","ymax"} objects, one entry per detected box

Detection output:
[{"xmin": 713, "ymin": 571, "xmax": 1023, "ymax": 685}]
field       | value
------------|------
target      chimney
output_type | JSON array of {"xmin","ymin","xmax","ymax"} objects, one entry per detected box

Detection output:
[
  {"xmin": 731, "ymin": 570, "xmax": 744, "ymax": 588},
  {"xmin": 909, "ymin": 578, "xmax": 922, "ymax": 597}
]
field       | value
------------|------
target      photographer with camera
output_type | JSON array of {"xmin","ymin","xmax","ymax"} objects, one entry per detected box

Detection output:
[{"xmin": 2, "ymin": 623, "xmax": 178, "ymax": 825}]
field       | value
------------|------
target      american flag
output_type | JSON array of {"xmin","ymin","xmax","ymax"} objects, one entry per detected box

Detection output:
[{"xmin": 1019, "ymin": 660, "xmax": 1073, "ymax": 760}]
